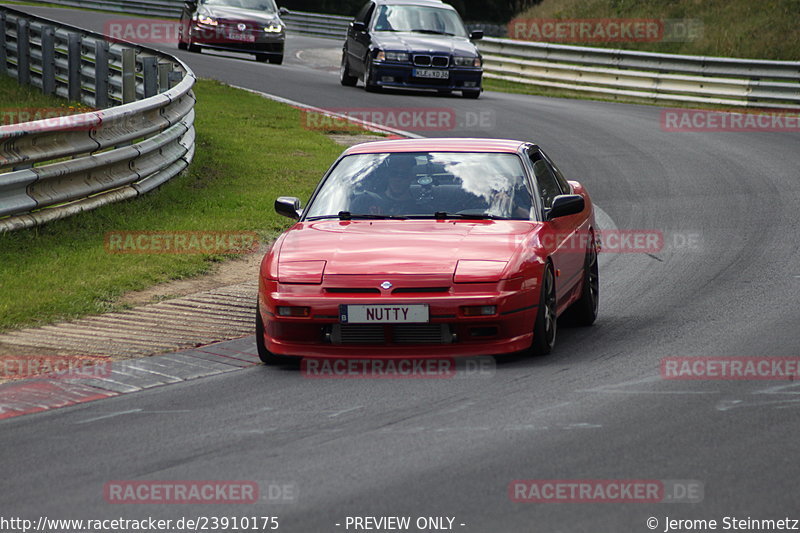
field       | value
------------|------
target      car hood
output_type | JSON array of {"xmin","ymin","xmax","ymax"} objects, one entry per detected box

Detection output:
[
  {"xmin": 277, "ymin": 220, "xmax": 535, "ymax": 276},
  {"xmin": 201, "ymin": 5, "xmax": 282, "ymax": 25},
  {"xmin": 372, "ymin": 33, "xmax": 479, "ymax": 56}
]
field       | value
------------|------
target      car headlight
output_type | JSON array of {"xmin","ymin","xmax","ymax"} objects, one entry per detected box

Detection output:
[
  {"xmin": 375, "ymin": 50, "xmax": 409, "ymax": 62},
  {"xmin": 264, "ymin": 22, "xmax": 283, "ymax": 33},
  {"xmin": 196, "ymin": 15, "xmax": 218, "ymax": 26},
  {"xmin": 454, "ymin": 56, "xmax": 481, "ymax": 67},
  {"xmin": 385, "ymin": 51, "xmax": 409, "ymax": 62}
]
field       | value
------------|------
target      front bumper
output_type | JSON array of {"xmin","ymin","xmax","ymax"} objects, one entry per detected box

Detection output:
[
  {"xmin": 191, "ymin": 23, "xmax": 284, "ymax": 54},
  {"xmin": 257, "ymin": 275, "xmax": 537, "ymax": 359},
  {"xmin": 371, "ymin": 61, "xmax": 482, "ymax": 91}
]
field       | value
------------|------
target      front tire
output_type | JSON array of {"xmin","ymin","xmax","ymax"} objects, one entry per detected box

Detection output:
[
  {"xmin": 528, "ymin": 262, "xmax": 557, "ymax": 356},
  {"xmin": 340, "ymin": 53, "xmax": 358, "ymax": 86},
  {"xmin": 268, "ymin": 54, "xmax": 283, "ymax": 65},
  {"xmin": 364, "ymin": 59, "xmax": 381, "ymax": 92},
  {"xmin": 187, "ymin": 33, "xmax": 201, "ymax": 53},
  {"xmin": 462, "ymin": 89, "xmax": 481, "ymax": 99},
  {"xmin": 569, "ymin": 233, "xmax": 600, "ymax": 326}
]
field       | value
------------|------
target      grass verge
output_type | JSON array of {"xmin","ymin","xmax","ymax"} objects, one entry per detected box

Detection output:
[
  {"xmin": 0, "ymin": 74, "xmax": 93, "ymax": 121},
  {"xmin": 515, "ymin": 0, "xmax": 800, "ymax": 60},
  {"xmin": 0, "ymin": 78, "xmax": 349, "ymax": 332}
]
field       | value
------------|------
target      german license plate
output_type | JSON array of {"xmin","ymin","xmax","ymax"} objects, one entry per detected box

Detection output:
[
  {"xmin": 226, "ymin": 32, "xmax": 255, "ymax": 42},
  {"xmin": 340, "ymin": 304, "xmax": 429, "ymax": 324},
  {"xmin": 414, "ymin": 69, "xmax": 449, "ymax": 79}
]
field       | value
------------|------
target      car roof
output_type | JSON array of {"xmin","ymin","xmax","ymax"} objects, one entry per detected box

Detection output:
[
  {"xmin": 344, "ymin": 138, "xmax": 531, "ymax": 155},
  {"xmin": 372, "ymin": 0, "xmax": 455, "ymax": 9}
]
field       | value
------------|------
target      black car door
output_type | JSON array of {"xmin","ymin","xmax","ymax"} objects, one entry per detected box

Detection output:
[{"xmin": 346, "ymin": 1, "xmax": 376, "ymax": 76}]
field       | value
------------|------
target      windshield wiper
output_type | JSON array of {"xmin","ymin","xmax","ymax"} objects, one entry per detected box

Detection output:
[
  {"xmin": 410, "ymin": 29, "xmax": 456, "ymax": 36},
  {"xmin": 408, "ymin": 212, "xmax": 505, "ymax": 220},
  {"xmin": 306, "ymin": 212, "xmax": 407, "ymax": 221}
]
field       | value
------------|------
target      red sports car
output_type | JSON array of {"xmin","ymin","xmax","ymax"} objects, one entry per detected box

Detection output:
[{"xmin": 257, "ymin": 138, "xmax": 599, "ymax": 364}]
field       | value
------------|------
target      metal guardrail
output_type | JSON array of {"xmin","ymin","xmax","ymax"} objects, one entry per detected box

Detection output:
[
  {"xmin": 282, "ymin": 11, "xmax": 350, "ymax": 40},
  {"xmin": 0, "ymin": 6, "xmax": 196, "ymax": 232},
  {"xmin": 216, "ymin": 7, "xmax": 800, "ymax": 109},
  {"xmin": 24, "ymin": 0, "xmax": 184, "ymax": 18},
  {"xmin": 479, "ymin": 38, "xmax": 800, "ymax": 109},
  {"xmin": 19, "ymin": 1, "xmax": 497, "ymax": 40}
]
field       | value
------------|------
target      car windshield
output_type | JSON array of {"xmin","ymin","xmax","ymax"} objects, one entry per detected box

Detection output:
[
  {"xmin": 202, "ymin": 0, "xmax": 277, "ymax": 13},
  {"xmin": 304, "ymin": 152, "xmax": 533, "ymax": 220},
  {"xmin": 373, "ymin": 5, "xmax": 468, "ymax": 37}
]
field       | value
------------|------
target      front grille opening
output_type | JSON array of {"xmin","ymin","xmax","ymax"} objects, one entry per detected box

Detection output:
[
  {"xmin": 414, "ymin": 55, "xmax": 432, "ymax": 66},
  {"xmin": 327, "ymin": 324, "xmax": 453, "ymax": 345},
  {"xmin": 393, "ymin": 324, "xmax": 451, "ymax": 344},
  {"xmin": 391, "ymin": 287, "xmax": 449, "ymax": 294},
  {"xmin": 325, "ymin": 288, "xmax": 381, "ymax": 294},
  {"xmin": 469, "ymin": 326, "xmax": 498, "ymax": 338},
  {"xmin": 432, "ymin": 56, "xmax": 449, "ymax": 67},
  {"xmin": 330, "ymin": 324, "xmax": 385, "ymax": 344}
]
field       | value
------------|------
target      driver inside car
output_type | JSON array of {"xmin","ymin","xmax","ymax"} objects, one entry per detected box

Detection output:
[{"xmin": 350, "ymin": 154, "xmax": 421, "ymax": 215}]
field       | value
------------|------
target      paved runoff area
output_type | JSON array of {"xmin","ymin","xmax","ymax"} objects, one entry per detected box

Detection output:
[{"xmin": 0, "ymin": 336, "xmax": 261, "ymax": 421}]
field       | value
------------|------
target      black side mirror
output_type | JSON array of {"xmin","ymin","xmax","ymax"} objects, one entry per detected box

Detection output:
[
  {"xmin": 275, "ymin": 196, "xmax": 302, "ymax": 220},
  {"xmin": 278, "ymin": 7, "xmax": 290, "ymax": 16},
  {"xmin": 351, "ymin": 21, "xmax": 366, "ymax": 33},
  {"xmin": 184, "ymin": 1, "xmax": 197, "ymax": 11},
  {"xmin": 469, "ymin": 30, "xmax": 484, "ymax": 41},
  {"xmin": 547, "ymin": 194, "xmax": 584, "ymax": 220}
]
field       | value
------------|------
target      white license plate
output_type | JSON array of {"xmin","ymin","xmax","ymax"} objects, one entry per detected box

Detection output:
[
  {"xmin": 226, "ymin": 32, "xmax": 255, "ymax": 42},
  {"xmin": 340, "ymin": 304, "xmax": 429, "ymax": 324},
  {"xmin": 414, "ymin": 69, "xmax": 449, "ymax": 79}
]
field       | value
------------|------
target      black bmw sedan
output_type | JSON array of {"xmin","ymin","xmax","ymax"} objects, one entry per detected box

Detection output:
[
  {"xmin": 340, "ymin": 0, "xmax": 484, "ymax": 98},
  {"xmin": 179, "ymin": 0, "xmax": 289, "ymax": 64}
]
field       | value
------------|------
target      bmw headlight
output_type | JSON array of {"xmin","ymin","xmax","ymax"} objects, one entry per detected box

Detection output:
[
  {"xmin": 454, "ymin": 56, "xmax": 481, "ymax": 67},
  {"xmin": 376, "ymin": 51, "xmax": 409, "ymax": 62},
  {"xmin": 196, "ymin": 15, "xmax": 218, "ymax": 26},
  {"xmin": 264, "ymin": 22, "xmax": 283, "ymax": 33}
]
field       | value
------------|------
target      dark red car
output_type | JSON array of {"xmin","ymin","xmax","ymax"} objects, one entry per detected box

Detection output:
[
  {"xmin": 178, "ymin": 0, "xmax": 288, "ymax": 64},
  {"xmin": 257, "ymin": 138, "xmax": 599, "ymax": 364}
]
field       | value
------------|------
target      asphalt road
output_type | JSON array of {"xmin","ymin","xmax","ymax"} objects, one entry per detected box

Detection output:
[{"xmin": 2, "ymin": 5, "xmax": 800, "ymax": 532}]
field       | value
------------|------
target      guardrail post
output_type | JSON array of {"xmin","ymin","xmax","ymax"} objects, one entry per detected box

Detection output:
[
  {"xmin": 121, "ymin": 47, "xmax": 136, "ymax": 103},
  {"xmin": 168, "ymin": 70, "xmax": 184, "ymax": 88},
  {"xmin": 16, "ymin": 18, "xmax": 30, "ymax": 86},
  {"xmin": 67, "ymin": 32, "xmax": 81, "ymax": 102},
  {"xmin": 0, "ymin": 12, "xmax": 7, "ymax": 76},
  {"xmin": 142, "ymin": 55, "xmax": 157, "ymax": 98},
  {"xmin": 158, "ymin": 61, "xmax": 170, "ymax": 93},
  {"xmin": 94, "ymin": 39, "xmax": 109, "ymax": 108},
  {"xmin": 41, "ymin": 26, "xmax": 56, "ymax": 95}
]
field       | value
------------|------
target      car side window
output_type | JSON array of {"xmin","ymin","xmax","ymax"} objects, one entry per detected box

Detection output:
[
  {"xmin": 541, "ymin": 151, "xmax": 571, "ymax": 193},
  {"xmin": 529, "ymin": 150, "xmax": 563, "ymax": 209}
]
